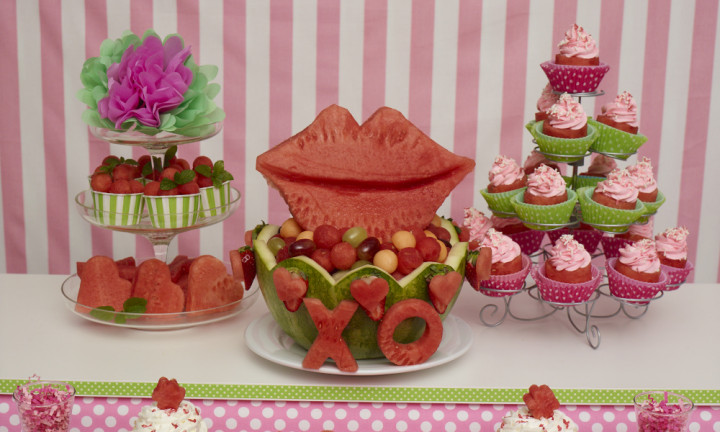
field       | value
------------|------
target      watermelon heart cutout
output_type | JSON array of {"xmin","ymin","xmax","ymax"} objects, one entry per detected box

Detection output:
[
  {"xmin": 273, "ymin": 267, "xmax": 308, "ymax": 312},
  {"xmin": 428, "ymin": 271, "xmax": 462, "ymax": 314},
  {"xmin": 254, "ymin": 221, "xmax": 468, "ymax": 359},
  {"xmin": 350, "ymin": 277, "xmax": 389, "ymax": 321}
]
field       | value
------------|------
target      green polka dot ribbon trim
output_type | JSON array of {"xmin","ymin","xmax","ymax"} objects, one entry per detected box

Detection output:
[{"xmin": 1, "ymin": 379, "xmax": 717, "ymax": 405}]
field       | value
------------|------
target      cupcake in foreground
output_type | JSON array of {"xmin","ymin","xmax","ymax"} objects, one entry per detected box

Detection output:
[
  {"xmin": 481, "ymin": 155, "xmax": 527, "ymax": 214},
  {"xmin": 133, "ymin": 377, "xmax": 207, "ymax": 432},
  {"xmin": 540, "ymin": 24, "xmax": 609, "ymax": 94},
  {"xmin": 497, "ymin": 385, "xmax": 578, "ymax": 432},
  {"xmin": 606, "ymin": 239, "xmax": 667, "ymax": 301},
  {"xmin": 534, "ymin": 83, "xmax": 560, "ymax": 121},
  {"xmin": 533, "ymin": 235, "xmax": 601, "ymax": 303}
]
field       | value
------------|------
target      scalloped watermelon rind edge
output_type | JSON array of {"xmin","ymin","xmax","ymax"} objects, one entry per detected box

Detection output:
[{"xmin": 254, "ymin": 220, "xmax": 468, "ymax": 359}]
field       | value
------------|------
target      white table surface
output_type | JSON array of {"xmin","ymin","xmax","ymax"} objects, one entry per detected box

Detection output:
[{"xmin": 1, "ymin": 273, "xmax": 718, "ymax": 400}]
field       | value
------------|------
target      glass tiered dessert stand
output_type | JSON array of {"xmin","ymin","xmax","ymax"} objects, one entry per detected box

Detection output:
[{"xmin": 64, "ymin": 122, "xmax": 258, "ymax": 330}]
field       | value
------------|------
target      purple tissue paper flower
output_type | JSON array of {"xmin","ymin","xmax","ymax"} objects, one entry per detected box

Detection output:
[{"xmin": 99, "ymin": 35, "xmax": 193, "ymax": 129}]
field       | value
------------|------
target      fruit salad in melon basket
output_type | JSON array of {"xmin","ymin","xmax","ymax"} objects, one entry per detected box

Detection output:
[{"xmin": 238, "ymin": 105, "xmax": 475, "ymax": 372}]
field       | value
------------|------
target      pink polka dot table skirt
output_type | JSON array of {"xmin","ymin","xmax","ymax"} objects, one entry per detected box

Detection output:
[{"xmin": 1, "ymin": 396, "xmax": 719, "ymax": 431}]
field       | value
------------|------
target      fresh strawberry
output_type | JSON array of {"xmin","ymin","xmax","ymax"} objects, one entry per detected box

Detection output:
[
  {"xmin": 230, "ymin": 246, "xmax": 256, "ymax": 291},
  {"xmin": 522, "ymin": 384, "xmax": 560, "ymax": 419}
]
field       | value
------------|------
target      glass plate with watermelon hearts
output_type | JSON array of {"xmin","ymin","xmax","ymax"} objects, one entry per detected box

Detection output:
[
  {"xmin": 245, "ymin": 313, "xmax": 473, "ymax": 376},
  {"xmin": 61, "ymin": 274, "xmax": 259, "ymax": 330}
]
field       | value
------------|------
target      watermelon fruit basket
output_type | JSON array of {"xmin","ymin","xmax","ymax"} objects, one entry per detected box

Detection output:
[{"xmin": 253, "ymin": 219, "xmax": 468, "ymax": 360}]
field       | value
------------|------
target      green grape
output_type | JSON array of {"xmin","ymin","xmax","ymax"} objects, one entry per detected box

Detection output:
[
  {"xmin": 350, "ymin": 260, "xmax": 372, "ymax": 270},
  {"xmin": 268, "ymin": 236, "xmax": 286, "ymax": 255},
  {"xmin": 342, "ymin": 226, "xmax": 368, "ymax": 248}
]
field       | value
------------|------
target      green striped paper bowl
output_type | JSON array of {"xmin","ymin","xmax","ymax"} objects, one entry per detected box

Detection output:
[
  {"xmin": 200, "ymin": 181, "xmax": 232, "ymax": 217},
  {"xmin": 90, "ymin": 191, "xmax": 144, "ymax": 226},
  {"xmin": 145, "ymin": 194, "xmax": 201, "ymax": 228}
]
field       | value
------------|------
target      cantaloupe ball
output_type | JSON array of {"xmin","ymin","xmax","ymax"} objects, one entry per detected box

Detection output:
[
  {"xmin": 424, "ymin": 230, "xmax": 437, "ymax": 239},
  {"xmin": 373, "ymin": 249, "xmax": 398, "ymax": 274},
  {"xmin": 296, "ymin": 230, "xmax": 314, "ymax": 241},
  {"xmin": 280, "ymin": 218, "xmax": 302, "ymax": 238},
  {"xmin": 436, "ymin": 239, "xmax": 448, "ymax": 262},
  {"xmin": 391, "ymin": 230, "xmax": 416, "ymax": 250},
  {"xmin": 430, "ymin": 214, "xmax": 443, "ymax": 227}
]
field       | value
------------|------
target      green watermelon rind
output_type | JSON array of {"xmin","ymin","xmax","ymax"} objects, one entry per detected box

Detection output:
[{"xmin": 254, "ymin": 220, "xmax": 468, "ymax": 359}]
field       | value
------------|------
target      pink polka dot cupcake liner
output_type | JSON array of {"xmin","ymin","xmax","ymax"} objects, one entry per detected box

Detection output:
[
  {"xmin": 548, "ymin": 227, "xmax": 603, "ymax": 254},
  {"xmin": 531, "ymin": 263, "xmax": 602, "ymax": 304},
  {"xmin": 478, "ymin": 254, "xmax": 531, "ymax": 297},
  {"xmin": 600, "ymin": 235, "xmax": 633, "ymax": 259},
  {"xmin": 507, "ymin": 230, "xmax": 546, "ymax": 255},
  {"xmin": 540, "ymin": 61, "xmax": 610, "ymax": 93},
  {"xmin": 662, "ymin": 261, "xmax": 694, "ymax": 289},
  {"xmin": 605, "ymin": 258, "xmax": 668, "ymax": 303}
]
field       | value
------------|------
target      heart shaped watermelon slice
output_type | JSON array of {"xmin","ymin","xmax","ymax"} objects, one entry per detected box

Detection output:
[{"xmin": 254, "ymin": 219, "xmax": 468, "ymax": 359}]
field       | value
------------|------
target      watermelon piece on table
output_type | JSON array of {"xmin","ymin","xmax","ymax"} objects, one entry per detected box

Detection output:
[
  {"xmin": 77, "ymin": 256, "xmax": 136, "ymax": 282},
  {"xmin": 131, "ymin": 259, "xmax": 184, "ymax": 314},
  {"xmin": 76, "ymin": 256, "xmax": 132, "ymax": 312},
  {"xmin": 168, "ymin": 255, "xmax": 193, "ymax": 283},
  {"xmin": 186, "ymin": 255, "xmax": 243, "ymax": 311},
  {"xmin": 256, "ymin": 105, "xmax": 475, "ymax": 242}
]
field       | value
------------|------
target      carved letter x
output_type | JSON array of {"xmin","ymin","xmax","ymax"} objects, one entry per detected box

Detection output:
[{"xmin": 302, "ymin": 298, "xmax": 359, "ymax": 372}]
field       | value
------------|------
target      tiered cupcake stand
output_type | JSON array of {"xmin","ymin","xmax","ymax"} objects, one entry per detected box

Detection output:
[
  {"xmin": 63, "ymin": 123, "xmax": 257, "ymax": 330},
  {"xmin": 477, "ymin": 91, "xmax": 679, "ymax": 349}
]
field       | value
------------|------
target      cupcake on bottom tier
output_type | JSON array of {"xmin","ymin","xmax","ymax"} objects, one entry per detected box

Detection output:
[
  {"xmin": 607, "ymin": 239, "xmax": 667, "ymax": 302},
  {"xmin": 655, "ymin": 226, "xmax": 694, "ymax": 287},
  {"xmin": 476, "ymin": 228, "xmax": 531, "ymax": 297},
  {"xmin": 602, "ymin": 216, "xmax": 654, "ymax": 259},
  {"xmin": 133, "ymin": 378, "xmax": 208, "ymax": 432},
  {"xmin": 497, "ymin": 385, "xmax": 578, "ymax": 432},
  {"xmin": 533, "ymin": 234, "xmax": 602, "ymax": 303},
  {"xmin": 491, "ymin": 215, "xmax": 545, "ymax": 256}
]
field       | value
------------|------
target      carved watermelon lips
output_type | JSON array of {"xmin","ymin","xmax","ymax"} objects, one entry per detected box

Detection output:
[{"xmin": 256, "ymin": 105, "xmax": 475, "ymax": 242}]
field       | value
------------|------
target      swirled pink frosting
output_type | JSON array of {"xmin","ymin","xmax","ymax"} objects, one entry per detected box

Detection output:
[
  {"xmin": 655, "ymin": 226, "xmax": 690, "ymax": 261},
  {"xmin": 584, "ymin": 154, "xmax": 617, "ymax": 177},
  {"xmin": 627, "ymin": 217, "xmax": 654, "ymax": 239},
  {"xmin": 547, "ymin": 94, "xmax": 587, "ymax": 130},
  {"xmin": 463, "ymin": 207, "xmax": 492, "ymax": 245},
  {"xmin": 618, "ymin": 239, "xmax": 661, "ymax": 274},
  {"xmin": 488, "ymin": 155, "xmax": 525, "ymax": 187},
  {"xmin": 537, "ymin": 83, "xmax": 560, "ymax": 113},
  {"xmin": 595, "ymin": 169, "xmax": 639, "ymax": 203},
  {"xmin": 491, "ymin": 215, "xmax": 522, "ymax": 230},
  {"xmin": 601, "ymin": 91, "xmax": 639, "ymax": 127},
  {"xmin": 523, "ymin": 150, "xmax": 566, "ymax": 176},
  {"xmin": 481, "ymin": 228, "xmax": 521, "ymax": 264},
  {"xmin": 548, "ymin": 234, "xmax": 592, "ymax": 271},
  {"xmin": 627, "ymin": 157, "xmax": 657, "ymax": 194},
  {"xmin": 558, "ymin": 24, "xmax": 599, "ymax": 59},
  {"xmin": 527, "ymin": 164, "xmax": 567, "ymax": 198}
]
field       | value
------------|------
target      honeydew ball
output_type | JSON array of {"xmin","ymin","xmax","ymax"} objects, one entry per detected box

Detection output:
[
  {"xmin": 268, "ymin": 236, "xmax": 286, "ymax": 255},
  {"xmin": 342, "ymin": 226, "xmax": 368, "ymax": 248},
  {"xmin": 391, "ymin": 230, "xmax": 416, "ymax": 250},
  {"xmin": 280, "ymin": 218, "xmax": 302, "ymax": 238},
  {"xmin": 373, "ymin": 249, "xmax": 398, "ymax": 274}
]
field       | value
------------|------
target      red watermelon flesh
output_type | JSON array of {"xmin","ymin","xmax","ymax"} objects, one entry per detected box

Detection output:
[
  {"xmin": 76, "ymin": 256, "xmax": 132, "ymax": 313},
  {"xmin": 256, "ymin": 105, "xmax": 475, "ymax": 242},
  {"xmin": 132, "ymin": 259, "xmax": 184, "ymax": 314},
  {"xmin": 186, "ymin": 255, "xmax": 243, "ymax": 312}
]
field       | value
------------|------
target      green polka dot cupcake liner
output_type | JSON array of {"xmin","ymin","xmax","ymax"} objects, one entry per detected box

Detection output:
[
  {"xmin": 636, "ymin": 189, "xmax": 666, "ymax": 223},
  {"xmin": 529, "ymin": 120, "xmax": 598, "ymax": 163},
  {"xmin": 525, "ymin": 120, "xmax": 536, "ymax": 134},
  {"xmin": 563, "ymin": 175, "xmax": 605, "ymax": 189},
  {"xmin": 587, "ymin": 119, "xmax": 648, "ymax": 159},
  {"xmin": 510, "ymin": 188, "xmax": 578, "ymax": 231},
  {"xmin": 480, "ymin": 187, "xmax": 525, "ymax": 215},
  {"xmin": 576, "ymin": 186, "xmax": 646, "ymax": 233}
]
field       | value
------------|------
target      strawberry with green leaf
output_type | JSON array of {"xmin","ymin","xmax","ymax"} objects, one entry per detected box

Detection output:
[{"xmin": 193, "ymin": 157, "xmax": 234, "ymax": 188}]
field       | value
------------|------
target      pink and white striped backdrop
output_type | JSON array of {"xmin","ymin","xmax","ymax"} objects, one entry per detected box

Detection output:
[{"xmin": 1, "ymin": 0, "xmax": 719, "ymax": 282}]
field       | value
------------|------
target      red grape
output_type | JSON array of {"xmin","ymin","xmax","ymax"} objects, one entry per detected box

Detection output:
[
  {"xmin": 289, "ymin": 238, "xmax": 316, "ymax": 258},
  {"xmin": 356, "ymin": 237, "xmax": 381, "ymax": 261}
]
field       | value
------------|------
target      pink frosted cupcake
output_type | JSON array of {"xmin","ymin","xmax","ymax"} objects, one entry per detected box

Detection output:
[
  {"xmin": 523, "ymin": 164, "xmax": 569, "ymax": 205},
  {"xmin": 607, "ymin": 239, "xmax": 667, "ymax": 301},
  {"xmin": 603, "ymin": 217, "xmax": 654, "ymax": 259},
  {"xmin": 548, "ymin": 225, "xmax": 602, "ymax": 254},
  {"xmin": 477, "ymin": 228, "xmax": 530, "ymax": 297},
  {"xmin": 487, "ymin": 155, "xmax": 527, "ymax": 193},
  {"xmin": 627, "ymin": 156, "xmax": 659, "ymax": 203},
  {"xmin": 596, "ymin": 91, "xmax": 640, "ymax": 134},
  {"xmin": 591, "ymin": 168, "xmax": 639, "ymax": 210},
  {"xmin": 655, "ymin": 227, "xmax": 693, "ymax": 287},
  {"xmin": 533, "ymin": 234, "xmax": 601, "ymax": 303},
  {"xmin": 463, "ymin": 207, "xmax": 493, "ymax": 250},
  {"xmin": 542, "ymin": 94, "xmax": 588, "ymax": 139},
  {"xmin": 580, "ymin": 154, "xmax": 617, "ymax": 178},
  {"xmin": 534, "ymin": 83, "xmax": 561, "ymax": 121},
  {"xmin": 541, "ymin": 24, "xmax": 610, "ymax": 93}
]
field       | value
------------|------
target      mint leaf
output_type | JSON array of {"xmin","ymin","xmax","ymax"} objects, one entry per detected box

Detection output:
[
  {"xmin": 160, "ymin": 178, "xmax": 177, "ymax": 190},
  {"xmin": 174, "ymin": 169, "xmax": 196, "ymax": 185},
  {"xmin": 194, "ymin": 164, "xmax": 212, "ymax": 178},
  {"xmin": 123, "ymin": 297, "xmax": 147, "ymax": 315},
  {"xmin": 142, "ymin": 162, "xmax": 154, "ymax": 177},
  {"xmin": 90, "ymin": 306, "xmax": 115, "ymax": 322},
  {"xmin": 164, "ymin": 146, "xmax": 178, "ymax": 168}
]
